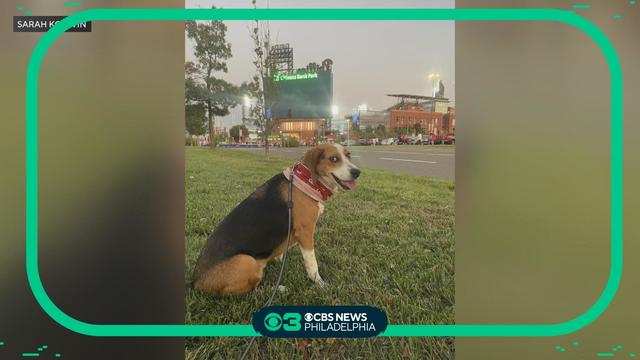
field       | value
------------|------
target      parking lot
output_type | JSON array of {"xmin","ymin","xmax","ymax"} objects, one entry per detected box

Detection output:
[{"xmin": 242, "ymin": 145, "xmax": 455, "ymax": 180}]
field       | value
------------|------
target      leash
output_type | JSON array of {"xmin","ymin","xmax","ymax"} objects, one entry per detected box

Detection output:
[{"xmin": 238, "ymin": 170, "xmax": 295, "ymax": 360}]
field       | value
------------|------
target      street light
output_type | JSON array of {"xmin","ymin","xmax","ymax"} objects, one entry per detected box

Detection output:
[
  {"xmin": 324, "ymin": 105, "xmax": 339, "ymax": 140},
  {"xmin": 242, "ymin": 95, "xmax": 251, "ymax": 123},
  {"xmin": 355, "ymin": 104, "xmax": 369, "ymax": 145}
]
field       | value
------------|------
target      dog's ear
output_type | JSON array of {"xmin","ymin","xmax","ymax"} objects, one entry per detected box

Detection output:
[{"xmin": 302, "ymin": 147, "xmax": 325, "ymax": 178}]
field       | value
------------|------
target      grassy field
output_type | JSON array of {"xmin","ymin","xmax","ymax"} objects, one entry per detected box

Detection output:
[{"xmin": 185, "ymin": 147, "xmax": 455, "ymax": 360}]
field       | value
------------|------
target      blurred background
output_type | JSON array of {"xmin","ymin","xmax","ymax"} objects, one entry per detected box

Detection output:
[
  {"xmin": 0, "ymin": 0, "xmax": 185, "ymax": 359},
  {"xmin": 457, "ymin": 0, "xmax": 640, "ymax": 359},
  {"xmin": 0, "ymin": 0, "xmax": 639, "ymax": 359}
]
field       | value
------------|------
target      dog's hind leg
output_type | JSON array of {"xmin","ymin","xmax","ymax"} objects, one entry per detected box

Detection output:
[{"xmin": 193, "ymin": 254, "xmax": 263, "ymax": 295}]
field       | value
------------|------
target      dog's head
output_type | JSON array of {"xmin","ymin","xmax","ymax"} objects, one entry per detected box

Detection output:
[{"xmin": 302, "ymin": 144, "xmax": 361, "ymax": 191}]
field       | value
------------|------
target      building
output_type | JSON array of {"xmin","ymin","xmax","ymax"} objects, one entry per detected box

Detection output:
[
  {"xmin": 386, "ymin": 94, "xmax": 454, "ymax": 134},
  {"xmin": 390, "ymin": 108, "xmax": 443, "ymax": 133},
  {"xmin": 275, "ymin": 118, "xmax": 326, "ymax": 144},
  {"xmin": 357, "ymin": 110, "xmax": 390, "ymax": 130},
  {"xmin": 259, "ymin": 45, "xmax": 334, "ymax": 144},
  {"xmin": 387, "ymin": 94, "xmax": 451, "ymax": 113},
  {"xmin": 268, "ymin": 66, "xmax": 333, "ymax": 120},
  {"xmin": 442, "ymin": 107, "xmax": 456, "ymax": 134}
]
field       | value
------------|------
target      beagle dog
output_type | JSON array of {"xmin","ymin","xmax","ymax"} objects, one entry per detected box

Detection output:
[{"xmin": 191, "ymin": 144, "xmax": 361, "ymax": 296}]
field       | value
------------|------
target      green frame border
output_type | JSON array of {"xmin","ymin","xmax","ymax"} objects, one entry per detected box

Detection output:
[{"xmin": 25, "ymin": 8, "xmax": 623, "ymax": 337}]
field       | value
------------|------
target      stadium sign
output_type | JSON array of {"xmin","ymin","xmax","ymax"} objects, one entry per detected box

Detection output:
[{"xmin": 274, "ymin": 72, "xmax": 319, "ymax": 82}]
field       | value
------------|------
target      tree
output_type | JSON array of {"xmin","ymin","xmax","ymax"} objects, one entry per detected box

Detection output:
[
  {"xmin": 413, "ymin": 122, "xmax": 422, "ymax": 134},
  {"xmin": 185, "ymin": 13, "xmax": 239, "ymax": 148},
  {"xmin": 350, "ymin": 122, "xmax": 362, "ymax": 139},
  {"xmin": 185, "ymin": 103, "xmax": 207, "ymax": 137},
  {"xmin": 246, "ymin": 0, "xmax": 279, "ymax": 158},
  {"xmin": 229, "ymin": 124, "xmax": 248, "ymax": 143}
]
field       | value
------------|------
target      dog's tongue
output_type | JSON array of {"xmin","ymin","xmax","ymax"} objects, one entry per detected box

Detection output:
[{"xmin": 342, "ymin": 180, "xmax": 357, "ymax": 190}]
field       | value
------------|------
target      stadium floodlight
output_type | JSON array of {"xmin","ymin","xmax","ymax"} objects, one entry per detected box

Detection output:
[{"xmin": 428, "ymin": 73, "xmax": 441, "ymax": 96}]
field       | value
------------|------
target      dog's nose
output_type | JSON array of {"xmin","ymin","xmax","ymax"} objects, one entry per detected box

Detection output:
[{"xmin": 350, "ymin": 168, "xmax": 361, "ymax": 179}]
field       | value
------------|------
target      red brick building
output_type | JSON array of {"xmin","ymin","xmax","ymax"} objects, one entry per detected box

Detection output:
[
  {"xmin": 386, "ymin": 94, "xmax": 454, "ymax": 135},
  {"xmin": 442, "ymin": 108, "xmax": 456, "ymax": 134},
  {"xmin": 390, "ymin": 108, "xmax": 443, "ymax": 133}
]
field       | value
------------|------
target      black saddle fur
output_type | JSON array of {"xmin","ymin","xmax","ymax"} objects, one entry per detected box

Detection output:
[{"xmin": 192, "ymin": 174, "xmax": 291, "ymax": 280}]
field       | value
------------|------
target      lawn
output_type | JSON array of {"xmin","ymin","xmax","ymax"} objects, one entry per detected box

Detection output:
[{"xmin": 185, "ymin": 147, "xmax": 455, "ymax": 360}]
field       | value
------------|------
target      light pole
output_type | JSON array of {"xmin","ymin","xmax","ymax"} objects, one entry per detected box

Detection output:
[
  {"xmin": 427, "ymin": 74, "xmax": 441, "ymax": 141},
  {"xmin": 242, "ymin": 95, "xmax": 251, "ymax": 122},
  {"xmin": 357, "ymin": 104, "xmax": 367, "ymax": 145},
  {"xmin": 346, "ymin": 116, "xmax": 349, "ymax": 147},
  {"xmin": 331, "ymin": 105, "xmax": 339, "ymax": 143}
]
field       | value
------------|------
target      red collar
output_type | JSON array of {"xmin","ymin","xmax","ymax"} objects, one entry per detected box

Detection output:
[{"xmin": 283, "ymin": 163, "xmax": 335, "ymax": 202}]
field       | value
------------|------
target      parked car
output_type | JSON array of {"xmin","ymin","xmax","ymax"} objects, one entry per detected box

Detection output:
[
  {"xmin": 381, "ymin": 137, "xmax": 396, "ymax": 145},
  {"xmin": 397, "ymin": 135, "xmax": 411, "ymax": 144},
  {"xmin": 442, "ymin": 134, "xmax": 455, "ymax": 144},
  {"xmin": 341, "ymin": 140, "xmax": 356, "ymax": 146},
  {"xmin": 410, "ymin": 137, "xmax": 425, "ymax": 145}
]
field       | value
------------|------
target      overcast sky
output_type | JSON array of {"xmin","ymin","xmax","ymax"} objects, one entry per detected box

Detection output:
[{"xmin": 185, "ymin": 0, "xmax": 454, "ymax": 129}]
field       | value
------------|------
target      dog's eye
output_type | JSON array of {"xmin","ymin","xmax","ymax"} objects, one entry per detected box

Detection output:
[{"xmin": 329, "ymin": 156, "xmax": 339, "ymax": 163}]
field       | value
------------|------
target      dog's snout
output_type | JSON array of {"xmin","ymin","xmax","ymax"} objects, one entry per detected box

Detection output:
[{"xmin": 350, "ymin": 168, "xmax": 361, "ymax": 179}]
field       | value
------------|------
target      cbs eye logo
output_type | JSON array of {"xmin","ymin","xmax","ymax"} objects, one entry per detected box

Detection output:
[
  {"xmin": 263, "ymin": 312, "xmax": 301, "ymax": 331},
  {"xmin": 264, "ymin": 313, "xmax": 283, "ymax": 331}
]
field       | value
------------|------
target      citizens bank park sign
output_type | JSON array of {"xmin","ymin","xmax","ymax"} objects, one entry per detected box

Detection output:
[{"xmin": 273, "ymin": 72, "xmax": 319, "ymax": 82}]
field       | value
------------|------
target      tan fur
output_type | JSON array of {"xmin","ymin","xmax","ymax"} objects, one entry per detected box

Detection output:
[
  {"xmin": 302, "ymin": 147, "xmax": 325, "ymax": 179},
  {"xmin": 193, "ymin": 254, "xmax": 263, "ymax": 295},
  {"xmin": 303, "ymin": 144, "xmax": 349, "ymax": 185},
  {"xmin": 268, "ymin": 230, "xmax": 299, "ymax": 261},
  {"xmin": 273, "ymin": 183, "xmax": 320, "ymax": 252}
]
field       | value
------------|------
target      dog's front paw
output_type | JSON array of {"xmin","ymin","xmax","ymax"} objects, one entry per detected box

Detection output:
[{"xmin": 313, "ymin": 275, "xmax": 326, "ymax": 287}]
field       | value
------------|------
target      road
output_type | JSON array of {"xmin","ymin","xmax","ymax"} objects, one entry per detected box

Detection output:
[{"xmin": 240, "ymin": 145, "xmax": 455, "ymax": 180}]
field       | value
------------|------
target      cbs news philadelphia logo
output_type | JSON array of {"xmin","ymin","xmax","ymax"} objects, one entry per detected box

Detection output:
[{"xmin": 254, "ymin": 306, "xmax": 387, "ymax": 338}]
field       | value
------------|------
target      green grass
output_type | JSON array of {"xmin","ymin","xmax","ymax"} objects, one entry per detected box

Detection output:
[{"xmin": 185, "ymin": 147, "xmax": 455, "ymax": 359}]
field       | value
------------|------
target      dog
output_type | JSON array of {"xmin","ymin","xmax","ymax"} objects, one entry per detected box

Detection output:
[{"xmin": 191, "ymin": 144, "xmax": 361, "ymax": 296}]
